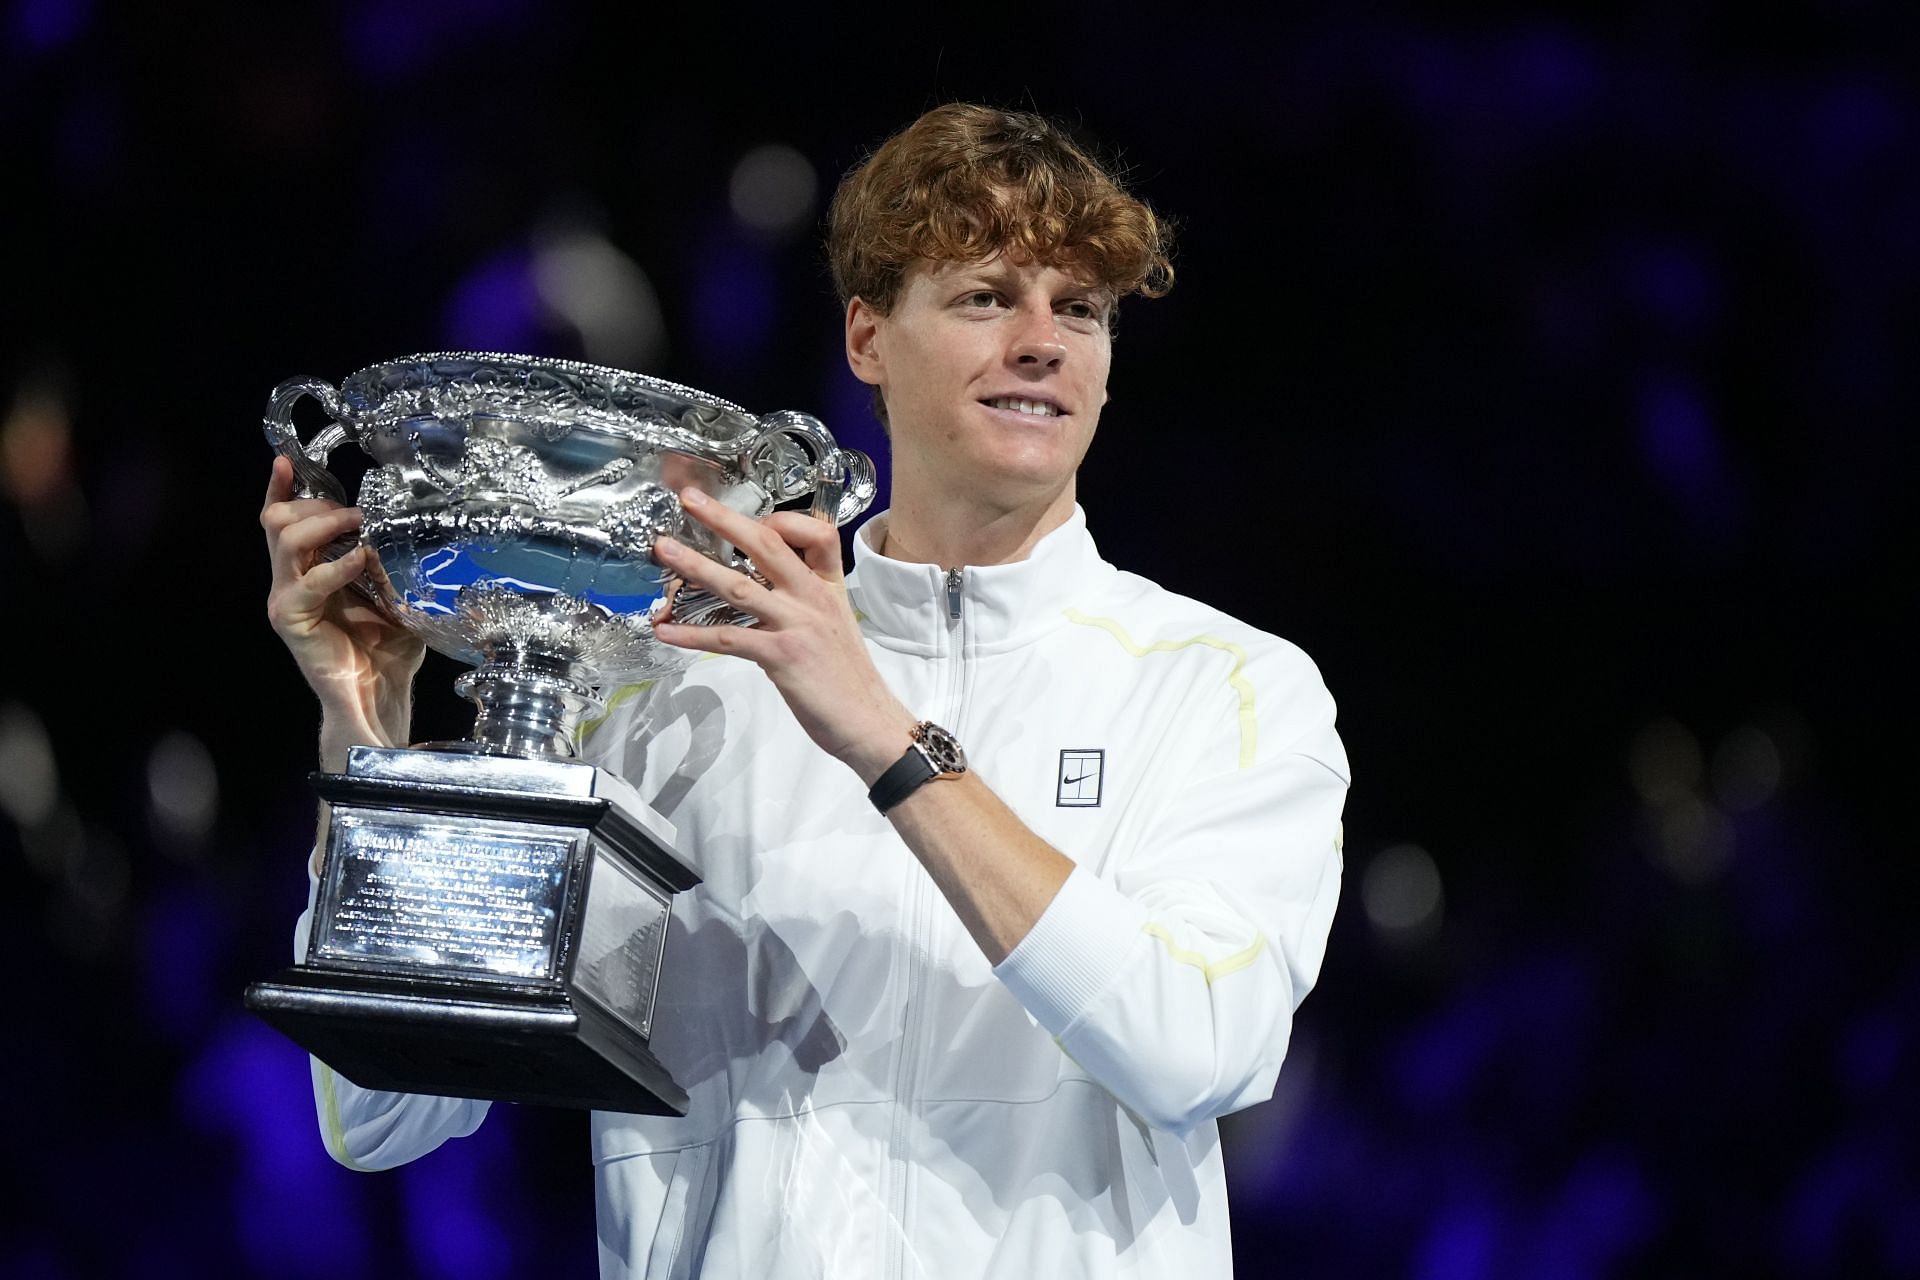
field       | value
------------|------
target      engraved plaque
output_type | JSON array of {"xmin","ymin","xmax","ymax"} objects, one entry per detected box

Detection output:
[{"xmin": 311, "ymin": 809, "xmax": 580, "ymax": 983}]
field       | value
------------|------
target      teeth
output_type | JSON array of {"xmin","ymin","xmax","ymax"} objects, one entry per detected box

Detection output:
[{"xmin": 986, "ymin": 397, "xmax": 1060, "ymax": 417}]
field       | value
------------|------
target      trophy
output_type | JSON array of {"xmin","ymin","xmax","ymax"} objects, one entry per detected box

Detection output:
[{"xmin": 244, "ymin": 352, "xmax": 875, "ymax": 1113}]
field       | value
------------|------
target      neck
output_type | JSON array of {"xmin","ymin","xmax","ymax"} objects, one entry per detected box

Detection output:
[{"xmin": 878, "ymin": 474, "xmax": 1078, "ymax": 568}]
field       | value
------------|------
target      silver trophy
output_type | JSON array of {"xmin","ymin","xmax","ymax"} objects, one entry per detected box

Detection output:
[{"xmin": 244, "ymin": 352, "xmax": 875, "ymax": 1113}]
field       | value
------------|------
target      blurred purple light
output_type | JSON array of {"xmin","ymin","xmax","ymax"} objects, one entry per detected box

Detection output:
[
  {"xmin": 13, "ymin": 0, "xmax": 89, "ymax": 53},
  {"xmin": 1542, "ymin": 1148, "xmax": 1658, "ymax": 1266},
  {"xmin": 443, "ymin": 247, "xmax": 543, "ymax": 354},
  {"xmin": 1802, "ymin": 78, "xmax": 1907, "ymax": 182},
  {"xmin": 1624, "ymin": 241, "xmax": 1719, "ymax": 341},
  {"xmin": 0, "ymin": 1244, "xmax": 65, "ymax": 1280},
  {"xmin": 1397, "ymin": 24, "xmax": 1604, "ymax": 146},
  {"xmin": 1394, "ymin": 999, "xmax": 1500, "ymax": 1111},
  {"xmin": 179, "ymin": 1018, "xmax": 371, "ymax": 1277},
  {"xmin": 1838, "ymin": 1006, "xmax": 1902, "ymax": 1097},
  {"xmin": 138, "ymin": 886, "xmax": 225, "ymax": 1043},
  {"xmin": 344, "ymin": 0, "xmax": 537, "ymax": 82},
  {"xmin": 1415, "ymin": 1197, "xmax": 1502, "ymax": 1279},
  {"xmin": 691, "ymin": 236, "xmax": 776, "ymax": 364},
  {"xmin": 1782, "ymin": 1133, "xmax": 1900, "ymax": 1273},
  {"xmin": 403, "ymin": 1115, "xmax": 518, "ymax": 1279},
  {"xmin": 1637, "ymin": 372, "xmax": 1736, "ymax": 523},
  {"xmin": 56, "ymin": 83, "xmax": 119, "ymax": 185},
  {"xmin": 1506, "ymin": 26, "xmax": 1606, "ymax": 124}
]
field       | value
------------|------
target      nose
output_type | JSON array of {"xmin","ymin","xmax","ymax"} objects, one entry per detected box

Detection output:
[{"xmin": 1009, "ymin": 309, "xmax": 1066, "ymax": 371}]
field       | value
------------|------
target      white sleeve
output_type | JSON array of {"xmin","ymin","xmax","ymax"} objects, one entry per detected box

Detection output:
[
  {"xmin": 993, "ymin": 642, "xmax": 1347, "ymax": 1137},
  {"xmin": 294, "ymin": 862, "xmax": 492, "ymax": 1171}
]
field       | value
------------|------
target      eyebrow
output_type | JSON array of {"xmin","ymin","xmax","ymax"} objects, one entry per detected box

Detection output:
[{"xmin": 941, "ymin": 264, "xmax": 1106, "ymax": 299}]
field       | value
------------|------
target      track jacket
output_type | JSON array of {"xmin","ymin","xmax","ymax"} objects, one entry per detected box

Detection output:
[{"xmin": 298, "ymin": 506, "xmax": 1349, "ymax": 1278}]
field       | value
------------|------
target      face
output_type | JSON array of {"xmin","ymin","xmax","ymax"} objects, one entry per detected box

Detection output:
[{"xmin": 845, "ymin": 255, "xmax": 1113, "ymax": 509}]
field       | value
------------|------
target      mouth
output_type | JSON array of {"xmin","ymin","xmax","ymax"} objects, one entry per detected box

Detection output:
[{"xmin": 979, "ymin": 395, "xmax": 1066, "ymax": 418}]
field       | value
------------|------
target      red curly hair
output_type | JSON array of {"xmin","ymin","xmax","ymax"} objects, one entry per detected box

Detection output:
[{"xmin": 827, "ymin": 103, "xmax": 1175, "ymax": 316}]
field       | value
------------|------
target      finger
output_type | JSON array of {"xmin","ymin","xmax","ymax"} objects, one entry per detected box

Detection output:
[
  {"xmin": 276, "ymin": 506, "xmax": 364, "ymax": 564},
  {"xmin": 296, "ymin": 544, "xmax": 371, "ymax": 600},
  {"xmin": 265, "ymin": 455, "xmax": 295, "ymax": 508},
  {"xmin": 652, "ymin": 618, "xmax": 773, "ymax": 661},
  {"xmin": 270, "ymin": 547, "xmax": 369, "ymax": 633},
  {"xmin": 262, "ymin": 492, "xmax": 348, "ymax": 535},
  {"xmin": 677, "ymin": 489, "xmax": 809, "ymax": 590},
  {"xmin": 653, "ymin": 536, "xmax": 782, "ymax": 624},
  {"xmin": 762, "ymin": 511, "xmax": 844, "ymax": 581}
]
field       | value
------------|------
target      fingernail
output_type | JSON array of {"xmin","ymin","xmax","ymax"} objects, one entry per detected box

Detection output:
[{"xmin": 680, "ymin": 488, "xmax": 705, "ymax": 506}]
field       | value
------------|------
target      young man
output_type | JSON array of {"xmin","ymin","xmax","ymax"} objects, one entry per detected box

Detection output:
[{"xmin": 262, "ymin": 103, "xmax": 1348, "ymax": 1278}]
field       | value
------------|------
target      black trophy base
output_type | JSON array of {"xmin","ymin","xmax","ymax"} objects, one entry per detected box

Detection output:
[{"xmin": 246, "ymin": 967, "xmax": 689, "ymax": 1115}]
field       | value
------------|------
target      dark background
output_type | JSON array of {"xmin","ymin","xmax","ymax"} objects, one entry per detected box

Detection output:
[{"xmin": 3, "ymin": 3, "xmax": 1914, "ymax": 1276}]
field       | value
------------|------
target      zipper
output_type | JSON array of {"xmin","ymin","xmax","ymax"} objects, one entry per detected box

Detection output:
[{"xmin": 886, "ymin": 566, "xmax": 966, "ymax": 1279}]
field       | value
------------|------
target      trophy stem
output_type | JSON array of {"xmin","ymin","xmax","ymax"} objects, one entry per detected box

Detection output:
[{"xmin": 454, "ymin": 649, "xmax": 600, "ymax": 759}]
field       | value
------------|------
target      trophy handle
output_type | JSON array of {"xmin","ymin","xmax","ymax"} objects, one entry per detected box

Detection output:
[
  {"xmin": 263, "ymin": 376, "xmax": 355, "ymax": 504},
  {"xmin": 745, "ymin": 410, "xmax": 877, "ymax": 528},
  {"xmin": 819, "ymin": 446, "xmax": 877, "ymax": 528}
]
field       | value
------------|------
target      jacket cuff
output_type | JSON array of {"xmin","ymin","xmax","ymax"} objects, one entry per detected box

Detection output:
[{"xmin": 993, "ymin": 866, "xmax": 1150, "ymax": 1035}]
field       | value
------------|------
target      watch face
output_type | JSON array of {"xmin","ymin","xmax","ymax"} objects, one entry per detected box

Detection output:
[{"xmin": 914, "ymin": 722, "xmax": 968, "ymax": 775}]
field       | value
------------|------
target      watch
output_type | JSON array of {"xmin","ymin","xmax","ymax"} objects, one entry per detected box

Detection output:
[{"xmin": 868, "ymin": 721, "xmax": 968, "ymax": 813}]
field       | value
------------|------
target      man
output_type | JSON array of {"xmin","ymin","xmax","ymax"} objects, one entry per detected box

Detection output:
[{"xmin": 261, "ymin": 103, "xmax": 1348, "ymax": 1278}]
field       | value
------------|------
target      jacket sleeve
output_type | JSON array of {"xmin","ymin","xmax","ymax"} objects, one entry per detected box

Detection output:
[
  {"xmin": 992, "ymin": 639, "xmax": 1348, "ymax": 1138},
  {"xmin": 293, "ymin": 866, "xmax": 492, "ymax": 1171}
]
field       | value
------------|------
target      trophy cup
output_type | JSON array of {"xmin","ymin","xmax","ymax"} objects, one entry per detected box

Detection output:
[{"xmin": 243, "ymin": 352, "xmax": 875, "ymax": 1113}]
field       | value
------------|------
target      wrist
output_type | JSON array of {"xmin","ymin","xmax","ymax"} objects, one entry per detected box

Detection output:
[
  {"xmin": 845, "ymin": 714, "xmax": 919, "ymax": 788},
  {"xmin": 317, "ymin": 711, "xmax": 405, "ymax": 772}
]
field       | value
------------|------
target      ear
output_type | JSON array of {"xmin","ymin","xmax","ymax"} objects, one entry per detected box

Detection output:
[{"xmin": 844, "ymin": 297, "xmax": 884, "ymax": 388}]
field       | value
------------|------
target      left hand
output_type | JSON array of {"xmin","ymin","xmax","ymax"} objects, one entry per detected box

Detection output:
[{"xmin": 651, "ymin": 488, "xmax": 914, "ymax": 783}]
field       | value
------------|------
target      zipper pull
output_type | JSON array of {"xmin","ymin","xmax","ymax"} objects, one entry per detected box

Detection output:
[{"xmin": 945, "ymin": 567, "xmax": 963, "ymax": 620}]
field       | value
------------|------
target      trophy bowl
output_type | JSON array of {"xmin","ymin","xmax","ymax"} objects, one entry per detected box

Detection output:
[
  {"xmin": 264, "ymin": 351, "xmax": 877, "ymax": 757},
  {"xmin": 248, "ymin": 353, "xmax": 875, "ymax": 1113}
]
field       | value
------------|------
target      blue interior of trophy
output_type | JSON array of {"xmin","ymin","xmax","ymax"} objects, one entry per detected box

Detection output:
[{"xmin": 389, "ymin": 539, "xmax": 668, "ymax": 618}]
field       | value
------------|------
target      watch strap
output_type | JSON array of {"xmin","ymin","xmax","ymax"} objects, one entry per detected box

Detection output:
[{"xmin": 868, "ymin": 743, "xmax": 938, "ymax": 814}]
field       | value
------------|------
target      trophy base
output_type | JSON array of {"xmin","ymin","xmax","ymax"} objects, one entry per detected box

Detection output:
[
  {"xmin": 248, "ymin": 744, "xmax": 702, "ymax": 1115},
  {"xmin": 247, "ymin": 967, "xmax": 689, "ymax": 1114}
]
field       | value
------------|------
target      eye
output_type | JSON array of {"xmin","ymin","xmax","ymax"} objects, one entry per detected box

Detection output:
[
  {"xmin": 1057, "ymin": 298, "xmax": 1105, "ymax": 324},
  {"xmin": 960, "ymin": 290, "xmax": 1002, "ymax": 309}
]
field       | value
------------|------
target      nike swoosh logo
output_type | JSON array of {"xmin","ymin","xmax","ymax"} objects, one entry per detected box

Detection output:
[{"xmin": 1063, "ymin": 772, "xmax": 1096, "ymax": 785}]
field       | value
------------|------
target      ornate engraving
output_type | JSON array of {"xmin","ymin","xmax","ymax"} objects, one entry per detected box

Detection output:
[{"xmin": 597, "ymin": 484, "xmax": 681, "ymax": 554}]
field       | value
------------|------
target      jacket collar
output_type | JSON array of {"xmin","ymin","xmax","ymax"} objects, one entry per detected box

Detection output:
[{"xmin": 847, "ymin": 504, "xmax": 1115, "ymax": 654}]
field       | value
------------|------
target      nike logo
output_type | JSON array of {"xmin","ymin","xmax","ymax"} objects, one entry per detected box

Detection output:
[{"xmin": 1056, "ymin": 748, "xmax": 1105, "ymax": 808}]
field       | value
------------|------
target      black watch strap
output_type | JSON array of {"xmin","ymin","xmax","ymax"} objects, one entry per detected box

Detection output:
[
  {"xmin": 868, "ymin": 721, "xmax": 967, "ymax": 814},
  {"xmin": 868, "ymin": 746, "xmax": 938, "ymax": 814}
]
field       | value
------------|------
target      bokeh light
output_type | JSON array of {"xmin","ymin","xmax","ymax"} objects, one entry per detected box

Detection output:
[
  {"xmin": 1362, "ymin": 842, "xmax": 1445, "ymax": 947},
  {"xmin": 148, "ymin": 728, "xmax": 221, "ymax": 851},
  {"xmin": 0, "ymin": 701, "xmax": 58, "ymax": 829},
  {"xmin": 728, "ymin": 143, "xmax": 819, "ymax": 238}
]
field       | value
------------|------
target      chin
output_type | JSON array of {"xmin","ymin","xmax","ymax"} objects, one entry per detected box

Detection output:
[{"xmin": 965, "ymin": 452, "xmax": 1084, "ymax": 504}]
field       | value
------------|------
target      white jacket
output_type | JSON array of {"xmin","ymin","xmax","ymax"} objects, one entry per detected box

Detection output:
[{"xmin": 299, "ymin": 506, "xmax": 1348, "ymax": 1278}]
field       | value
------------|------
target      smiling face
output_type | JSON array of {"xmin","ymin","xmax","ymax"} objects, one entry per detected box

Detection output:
[{"xmin": 846, "ymin": 255, "xmax": 1113, "ymax": 517}]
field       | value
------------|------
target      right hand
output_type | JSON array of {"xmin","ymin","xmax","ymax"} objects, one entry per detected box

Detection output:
[{"xmin": 262, "ymin": 455, "xmax": 424, "ymax": 768}]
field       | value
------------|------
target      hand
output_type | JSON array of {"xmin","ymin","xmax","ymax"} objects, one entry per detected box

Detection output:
[
  {"xmin": 261, "ymin": 455, "xmax": 424, "ymax": 767},
  {"xmin": 650, "ymin": 488, "xmax": 914, "ymax": 784}
]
